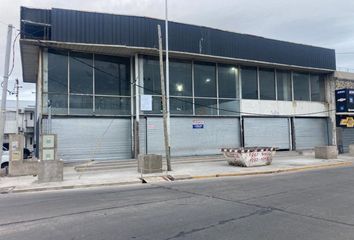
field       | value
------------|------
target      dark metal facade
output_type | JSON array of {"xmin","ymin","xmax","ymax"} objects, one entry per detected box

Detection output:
[{"xmin": 21, "ymin": 7, "xmax": 336, "ymax": 70}]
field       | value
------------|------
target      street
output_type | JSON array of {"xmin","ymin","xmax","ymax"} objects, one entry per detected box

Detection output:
[{"xmin": 1, "ymin": 166, "xmax": 354, "ymax": 240}]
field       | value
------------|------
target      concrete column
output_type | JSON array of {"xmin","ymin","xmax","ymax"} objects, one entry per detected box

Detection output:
[
  {"xmin": 326, "ymin": 73, "xmax": 337, "ymax": 146},
  {"xmin": 35, "ymin": 49, "xmax": 44, "ymax": 158}
]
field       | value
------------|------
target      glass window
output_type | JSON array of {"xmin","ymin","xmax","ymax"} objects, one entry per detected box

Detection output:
[
  {"xmin": 310, "ymin": 74, "xmax": 325, "ymax": 102},
  {"xmin": 169, "ymin": 61, "xmax": 192, "ymax": 97},
  {"xmin": 95, "ymin": 96, "xmax": 130, "ymax": 115},
  {"xmin": 218, "ymin": 65, "xmax": 238, "ymax": 98},
  {"xmin": 259, "ymin": 68, "xmax": 275, "ymax": 100},
  {"xmin": 48, "ymin": 49, "xmax": 68, "ymax": 94},
  {"xmin": 95, "ymin": 55, "xmax": 130, "ymax": 96},
  {"xmin": 194, "ymin": 63, "xmax": 216, "ymax": 97},
  {"xmin": 48, "ymin": 94, "xmax": 68, "ymax": 115},
  {"xmin": 241, "ymin": 67, "xmax": 258, "ymax": 99},
  {"xmin": 69, "ymin": 95, "xmax": 93, "ymax": 115},
  {"xmin": 170, "ymin": 97, "xmax": 193, "ymax": 115},
  {"xmin": 143, "ymin": 58, "xmax": 161, "ymax": 95},
  {"xmin": 219, "ymin": 99, "xmax": 239, "ymax": 115},
  {"xmin": 277, "ymin": 70, "xmax": 292, "ymax": 101},
  {"xmin": 293, "ymin": 72, "xmax": 310, "ymax": 101},
  {"xmin": 195, "ymin": 99, "xmax": 217, "ymax": 115},
  {"xmin": 70, "ymin": 52, "xmax": 93, "ymax": 94}
]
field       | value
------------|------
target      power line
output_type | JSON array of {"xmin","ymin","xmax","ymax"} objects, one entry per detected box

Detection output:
[
  {"xmin": 13, "ymin": 27, "xmax": 337, "ymax": 117},
  {"xmin": 8, "ymin": 32, "xmax": 21, "ymax": 77},
  {"xmin": 49, "ymin": 53, "xmax": 336, "ymax": 117}
]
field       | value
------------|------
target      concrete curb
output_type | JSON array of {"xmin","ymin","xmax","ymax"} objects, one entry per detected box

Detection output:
[
  {"xmin": 5, "ymin": 161, "xmax": 352, "ymax": 194},
  {"xmin": 191, "ymin": 161, "xmax": 353, "ymax": 180},
  {"xmin": 8, "ymin": 180, "xmax": 142, "ymax": 194}
]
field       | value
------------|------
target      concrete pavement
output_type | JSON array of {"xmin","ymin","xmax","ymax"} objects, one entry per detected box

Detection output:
[{"xmin": 0, "ymin": 153, "xmax": 352, "ymax": 193}]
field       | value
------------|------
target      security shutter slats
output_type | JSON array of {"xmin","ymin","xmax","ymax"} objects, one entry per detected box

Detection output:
[
  {"xmin": 144, "ymin": 117, "xmax": 240, "ymax": 156},
  {"xmin": 294, "ymin": 118, "xmax": 328, "ymax": 149},
  {"xmin": 244, "ymin": 118, "xmax": 290, "ymax": 149},
  {"xmin": 342, "ymin": 128, "xmax": 354, "ymax": 153},
  {"xmin": 49, "ymin": 118, "xmax": 132, "ymax": 162}
]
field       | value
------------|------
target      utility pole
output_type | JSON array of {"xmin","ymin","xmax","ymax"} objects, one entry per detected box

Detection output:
[
  {"xmin": 158, "ymin": 24, "xmax": 172, "ymax": 171},
  {"xmin": 0, "ymin": 24, "xmax": 13, "ymax": 161},
  {"xmin": 165, "ymin": 0, "xmax": 171, "ymax": 147},
  {"xmin": 15, "ymin": 79, "xmax": 21, "ymax": 134}
]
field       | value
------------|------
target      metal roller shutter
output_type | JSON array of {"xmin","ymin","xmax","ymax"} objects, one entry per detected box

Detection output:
[
  {"xmin": 342, "ymin": 128, "xmax": 354, "ymax": 153},
  {"xmin": 144, "ymin": 117, "xmax": 241, "ymax": 156},
  {"xmin": 49, "ymin": 118, "xmax": 132, "ymax": 162},
  {"xmin": 244, "ymin": 117, "xmax": 291, "ymax": 149},
  {"xmin": 294, "ymin": 118, "xmax": 329, "ymax": 149}
]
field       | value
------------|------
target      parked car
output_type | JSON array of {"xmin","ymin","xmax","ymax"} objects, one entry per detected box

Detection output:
[
  {"xmin": 1, "ymin": 147, "xmax": 32, "ymax": 170},
  {"xmin": 1, "ymin": 147, "xmax": 9, "ymax": 169}
]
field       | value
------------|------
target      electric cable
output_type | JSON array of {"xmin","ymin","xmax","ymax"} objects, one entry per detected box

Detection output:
[{"xmin": 9, "ymin": 25, "xmax": 340, "ymax": 117}]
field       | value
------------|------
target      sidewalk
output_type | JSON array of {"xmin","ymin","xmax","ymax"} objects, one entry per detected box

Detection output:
[{"xmin": 0, "ymin": 153, "xmax": 352, "ymax": 194}]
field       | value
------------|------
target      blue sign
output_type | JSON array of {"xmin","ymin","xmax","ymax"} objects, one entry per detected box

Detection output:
[{"xmin": 193, "ymin": 124, "xmax": 204, "ymax": 129}]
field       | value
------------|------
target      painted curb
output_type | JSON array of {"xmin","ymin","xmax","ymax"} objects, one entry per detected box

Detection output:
[{"xmin": 191, "ymin": 161, "xmax": 353, "ymax": 180}]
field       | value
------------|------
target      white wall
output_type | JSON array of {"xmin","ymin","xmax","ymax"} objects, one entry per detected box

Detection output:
[{"xmin": 240, "ymin": 100, "xmax": 329, "ymax": 117}]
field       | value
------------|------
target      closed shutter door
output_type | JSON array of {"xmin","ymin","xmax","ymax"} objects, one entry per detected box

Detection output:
[
  {"xmin": 244, "ymin": 117, "xmax": 290, "ymax": 149},
  {"xmin": 50, "ymin": 118, "xmax": 132, "ymax": 162},
  {"xmin": 294, "ymin": 118, "xmax": 329, "ymax": 149},
  {"xmin": 342, "ymin": 128, "xmax": 354, "ymax": 153},
  {"xmin": 144, "ymin": 117, "xmax": 241, "ymax": 156}
]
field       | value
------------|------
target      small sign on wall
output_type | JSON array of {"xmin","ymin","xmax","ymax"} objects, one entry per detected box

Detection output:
[
  {"xmin": 192, "ymin": 120, "xmax": 205, "ymax": 129},
  {"xmin": 141, "ymin": 95, "xmax": 153, "ymax": 111}
]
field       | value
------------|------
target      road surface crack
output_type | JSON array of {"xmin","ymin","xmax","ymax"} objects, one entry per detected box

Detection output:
[
  {"xmin": 154, "ymin": 184, "xmax": 354, "ymax": 228},
  {"xmin": 0, "ymin": 195, "xmax": 192, "ymax": 228},
  {"xmin": 164, "ymin": 208, "xmax": 273, "ymax": 239}
]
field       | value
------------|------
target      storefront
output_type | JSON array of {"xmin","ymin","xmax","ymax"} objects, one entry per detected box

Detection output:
[{"xmin": 20, "ymin": 7, "xmax": 336, "ymax": 161}]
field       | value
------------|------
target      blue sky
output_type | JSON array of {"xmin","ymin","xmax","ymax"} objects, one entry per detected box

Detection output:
[{"xmin": 1, "ymin": 0, "xmax": 354, "ymax": 100}]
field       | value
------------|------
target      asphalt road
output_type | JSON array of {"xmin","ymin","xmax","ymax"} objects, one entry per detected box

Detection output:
[{"xmin": 1, "ymin": 166, "xmax": 354, "ymax": 240}]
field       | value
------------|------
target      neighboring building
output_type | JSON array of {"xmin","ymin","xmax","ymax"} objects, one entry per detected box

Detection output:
[
  {"xmin": 20, "ymin": 7, "xmax": 337, "ymax": 162},
  {"xmin": 3, "ymin": 100, "xmax": 35, "ymax": 151},
  {"xmin": 334, "ymin": 71, "xmax": 354, "ymax": 153}
]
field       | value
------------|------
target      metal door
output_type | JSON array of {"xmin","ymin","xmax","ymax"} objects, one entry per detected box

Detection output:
[
  {"xmin": 294, "ymin": 118, "xmax": 329, "ymax": 149},
  {"xmin": 143, "ymin": 117, "xmax": 241, "ymax": 156},
  {"xmin": 244, "ymin": 117, "xmax": 291, "ymax": 149},
  {"xmin": 49, "ymin": 118, "xmax": 132, "ymax": 162},
  {"xmin": 342, "ymin": 128, "xmax": 354, "ymax": 153}
]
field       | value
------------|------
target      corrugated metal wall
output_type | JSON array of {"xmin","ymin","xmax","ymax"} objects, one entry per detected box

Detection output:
[
  {"xmin": 21, "ymin": 7, "xmax": 336, "ymax": 70},
  {"xmin": 341, "ymin": 128, "xmax": 354, "ymax": 152},
  {"xmin": 47, "ymin": 118, "xmax": 132, "ymax": 162},
  {"xmin": 244, "ymin": 118, "xmax": 291, "ymax": 149},
  {"xmin": 21, "ymin": 7, "xmax": 51, "ymax": 24},
  {"xmin": 294, "ymin": 118, "xmax": 329, "ymax": 149},
  {"xmin": 140, "ymin": 117, "xmax": 240, "ymax": 156}
]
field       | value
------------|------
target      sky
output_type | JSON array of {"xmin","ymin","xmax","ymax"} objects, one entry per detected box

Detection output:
[{"xmin": 1, "ymin": 0, "xmax": 354, "ymax": 101}]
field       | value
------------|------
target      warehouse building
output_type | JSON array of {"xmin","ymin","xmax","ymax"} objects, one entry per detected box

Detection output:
[{"xmin": 20, "ymin": 7, "xmax": 337, "ymax": 162}]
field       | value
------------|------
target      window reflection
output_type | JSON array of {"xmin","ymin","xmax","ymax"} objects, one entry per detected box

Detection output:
[
  {"xmin": 241, "ymin": 67, "xmax": 258, "ymax": 99},
  {"xmin": 293, "ymin": 72, "xmax": 310, "ymax": 101}
]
